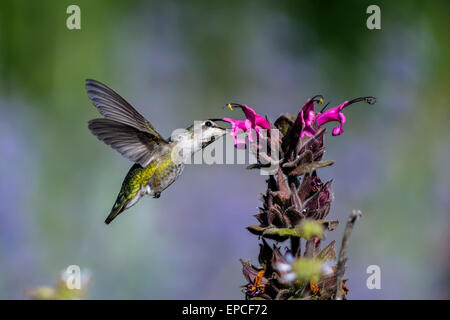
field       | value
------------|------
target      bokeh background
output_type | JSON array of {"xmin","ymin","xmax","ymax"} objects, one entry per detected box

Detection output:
[{"xmin": 0, "ymin": 0, "xmax": 449, "ymax": 299}]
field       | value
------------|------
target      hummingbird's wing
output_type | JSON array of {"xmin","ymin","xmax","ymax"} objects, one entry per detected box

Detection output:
[
  {"xmin": 86, "ymin": 79, "xmax": 170, "ymax": 167},
  {"xmin": 85, "ymin": 79, "xmax": 164, "ymax": 140},
  {"xmin": 88, "ymin": 118, "xmax": 169, "ymax": 167}
]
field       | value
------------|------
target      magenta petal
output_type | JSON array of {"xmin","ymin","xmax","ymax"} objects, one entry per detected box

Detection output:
[
  {"xmin": 233, "ymin": 105, "xmax": 271, "ymax": 130},
  {"xmin": 254, "ymin": 114, "xmax": 271, "ymax": 130},
  {"xmin": 228, "ymin": 127, "xmax": 247, "ymax": 148},
  {"xmin": 244, "ymin": 118, "xmax": 253, "ymax": 131},
  {"xmin": 223, "ymin": 104, "xmax": 271, "ymax": 149},
  {"xmin": 222, "ymin": 117, "xmax": 247, "ymax": 130},
  {"xmin": 316, "ymin": 101, "xmax": 347, "ymax": 126},
  {"xmin": 317, "ymin": 108, "xmax": 346, "ymax": 136},
  {"xmin": 332, "ymin": 126, "xmax": 343, "ymax": 136},
  {"xmin": 332, "ymin": 112, "xmax": 346, "ymax": 136},
  {"xmin": 298, "ymin": 99, "xmax": 317, "ymax": 138}
]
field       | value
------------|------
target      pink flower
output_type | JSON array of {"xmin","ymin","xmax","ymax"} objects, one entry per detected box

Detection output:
[
  {"xmin": 298, "ymin": 96, "xmax": 376, "ymax": 137},
  {"xmin": 221, "ymin": 104, "xmax": 271, "ymax": 147},
  {"xmin": 298, "ymin": 95, "xmax": 324, "ymax": 138},
  {"xmin": 221, "ymin": 117, "xmax": 247, "ymax": 148}
]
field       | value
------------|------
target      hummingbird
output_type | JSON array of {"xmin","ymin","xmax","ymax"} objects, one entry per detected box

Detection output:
[{"xmin": 86, "ymin": 79, "xmax": 226, "ymax": 224}]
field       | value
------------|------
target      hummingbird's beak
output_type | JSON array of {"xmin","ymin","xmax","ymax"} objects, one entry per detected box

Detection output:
[{"xmin": 208, "ymin": 118, "xmax": 228, "ymax": 131}]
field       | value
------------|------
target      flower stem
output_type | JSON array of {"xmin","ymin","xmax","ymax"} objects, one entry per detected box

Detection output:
[{"xmin": 335, "ymin": 210, "xmax": 362, "ymax": 300}]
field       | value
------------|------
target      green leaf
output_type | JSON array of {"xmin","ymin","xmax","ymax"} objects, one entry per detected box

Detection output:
[
  {"xmin": 297, "ymin": 220, "xmax": 325, "ymax": 240},
  {"xmin": 263, "ymin": 227, "xmax": 302, "ymax": 237}
]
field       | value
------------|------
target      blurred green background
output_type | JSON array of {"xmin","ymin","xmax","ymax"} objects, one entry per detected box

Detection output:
[{"xmin": 0, "ymin": 0, "xmax": 449, "ymax": 299}]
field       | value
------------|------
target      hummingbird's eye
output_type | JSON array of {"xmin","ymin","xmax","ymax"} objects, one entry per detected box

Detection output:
[{"xmin": 205, "ymin": 121, "xmax": 213, "ymax": 127}]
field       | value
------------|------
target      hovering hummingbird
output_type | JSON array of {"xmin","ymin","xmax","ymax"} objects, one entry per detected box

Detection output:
[{"xmin": 86, "ymin": 79, "xmax": 226, "ymax": 224}]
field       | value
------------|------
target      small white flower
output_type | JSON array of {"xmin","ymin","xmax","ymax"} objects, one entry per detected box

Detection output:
[
  {"xmin": 285, "ymin": 252, "xmax": 295, "ymax": 264},
  {"xmin": 275, "ymin": 262, "xmax": 292, "ymax": 273},
  {"xmin": 282, "ymin": 272, "xmax": 297, "ymax": 282},
  {"xmin": 321, "ymin": 261, "xmax": 335, "ymax": 276}
]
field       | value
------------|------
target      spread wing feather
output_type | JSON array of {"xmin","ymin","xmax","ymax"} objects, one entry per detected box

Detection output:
[
  {"xmin": 86, "ymin": 79, "xmax": 169, "ymax": 166},
  {"xmin": 85, "ymin": 79, "xmax": 164, "ymax": 139},
  {"xmin": 88, "ymin": 118, "xmax": 169, "ymax": 167}
]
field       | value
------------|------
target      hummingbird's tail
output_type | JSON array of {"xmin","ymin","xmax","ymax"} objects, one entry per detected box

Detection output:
[
  {"xmin": 104, "ymin": 163, "xmax": 145, "ymax": 225},
  {"xmin": 105, "ymin": 194, "xmax": 128, "ymax": 225}
]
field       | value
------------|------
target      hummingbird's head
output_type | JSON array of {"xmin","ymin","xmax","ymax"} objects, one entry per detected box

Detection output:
[{"xmin": 171, "ymin": 120, "xmax": 227, "ymax": 154}]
